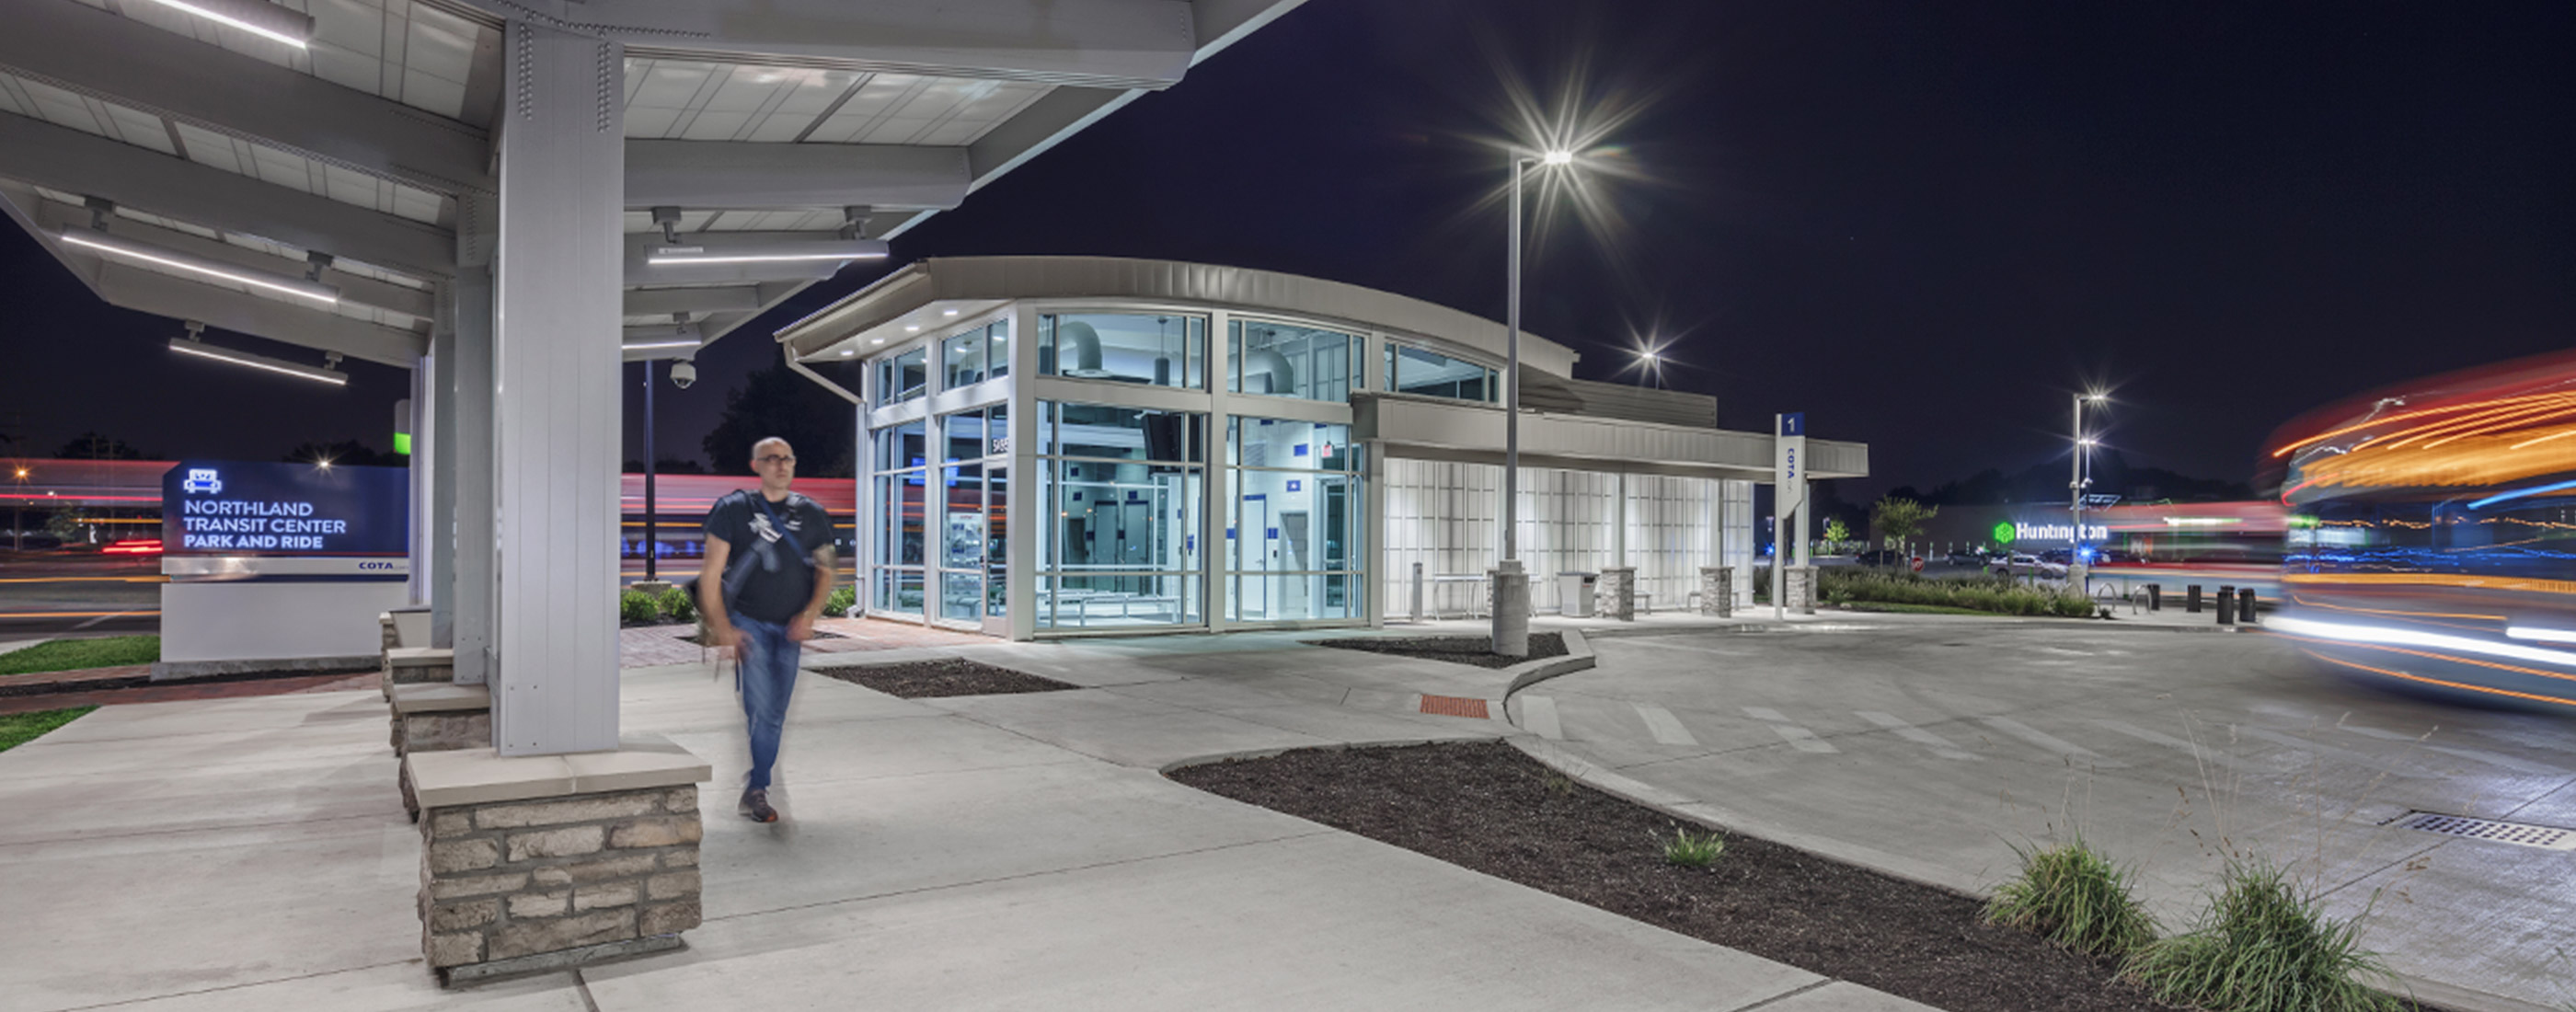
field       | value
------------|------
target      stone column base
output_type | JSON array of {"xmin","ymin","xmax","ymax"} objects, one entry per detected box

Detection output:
[
  {"xmin": 1598, "ymin": 567, "xmax": 1637, "ymax": 621},
  {"xmin": 408, "ymin": 738, "xmax": 711, "ymax": 985},
  {"xmin": 1785, "ymin": 566, "xmax": 1819, "ymax": 615},
  {"xmin": 1698, "ymin": 566, "xmax": 1733, "ymax": 617}
]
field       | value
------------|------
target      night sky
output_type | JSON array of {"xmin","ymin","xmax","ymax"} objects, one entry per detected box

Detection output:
[{"xmin": 4, "ymin": 0, "xmax": 2570, "ymax": 498}]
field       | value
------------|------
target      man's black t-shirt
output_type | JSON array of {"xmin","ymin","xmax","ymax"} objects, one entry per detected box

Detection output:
[{"xmin": 703, "ymin": 489, "xmax": 834, "ymax": 624}]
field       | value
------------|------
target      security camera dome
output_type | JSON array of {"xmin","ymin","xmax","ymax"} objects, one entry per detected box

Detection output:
[{"xmin": 670, "ymin": 361, "xmax": 696, "ymax": 389}]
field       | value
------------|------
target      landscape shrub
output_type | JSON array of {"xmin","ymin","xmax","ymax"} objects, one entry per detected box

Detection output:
[
  {"xmin": 656, "ymin": 586, "xmax": 696, "ymax": 625},
  {"xmin": 822, "ymin": 584, "xmax": 857, "ymax": 618},
  {"xmin": 618, "ymin": 589, "xmax": 664, "ymax": 626},
  {"xmin": 2123, "ymin": 858, "xmax": 2400, "ymax": 1012},
  {"xmin": 1984, "ymin": 836, "xmax": 2157, "ymax": 959},
  {"xmin": 1818, "ymin": 568, "xmax": 2093, "ymax": 617},
  {"xmin": 1662, "ymin": 825, "xmax": 1727, "ymax": 868}
]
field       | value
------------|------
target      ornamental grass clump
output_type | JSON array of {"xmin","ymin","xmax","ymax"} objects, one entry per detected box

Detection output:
[
  {"xmin": 2123, "ymin": 858, "xmax": 2401, "ymax": 1012},
  {"xmin": 822, "ymin": 584, "xmax": 857, "ymax": 617},
  {"xmin": 1661, "ymin": 825, "xmax": 1727, "ymax": 868},
  {"xmin": 655, "ymin": 586, "xmax": 696, "ymax": 624},
  {"xmin": 618, "ymin": 588, "xmax": 664, "ymax": 625},
  {"xmin": 1818, "ymin": 568, "xmax": 2094, "ymax": 617},
  {"xmin": 1984, "ymin": 836, "xmax": 2156, "ymax": 960}
]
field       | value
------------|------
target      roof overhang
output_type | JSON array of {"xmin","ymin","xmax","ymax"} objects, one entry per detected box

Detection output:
[{"xmin": 775, "ymin": 256, "xmax": 1583, "ymax": 376}]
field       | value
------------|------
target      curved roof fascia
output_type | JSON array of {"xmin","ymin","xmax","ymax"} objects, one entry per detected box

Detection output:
[{"xmin": 775, "ymin": 256, "xmax": 1582, "ymax": 376}]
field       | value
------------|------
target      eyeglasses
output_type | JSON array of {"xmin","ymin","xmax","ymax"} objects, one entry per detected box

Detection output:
[{"xmin": 756, "ymin": 454, "xmax": 797, "ymax": 465}]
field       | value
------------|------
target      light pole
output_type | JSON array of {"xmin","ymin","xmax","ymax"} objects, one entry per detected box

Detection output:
[
  {"xmin": 1495, "ymin": 148, "xmax": 1573, "ymax": 658},
  {"xmin": 2070, "ymin": 392, "xmax": 2107, "ymax": 591}
]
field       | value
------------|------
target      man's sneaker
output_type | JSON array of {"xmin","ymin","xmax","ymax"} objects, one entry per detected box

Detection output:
[{"xmin": 740, "ymin": 788, "xmax": 778, "ymax": 823}]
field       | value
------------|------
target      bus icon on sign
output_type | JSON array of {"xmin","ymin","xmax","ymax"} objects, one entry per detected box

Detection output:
[{"xmin": 181, "ymin": 469, "xmax": 223, "ymax": 495}]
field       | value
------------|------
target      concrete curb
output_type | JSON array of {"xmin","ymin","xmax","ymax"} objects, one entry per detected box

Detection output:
[
  {"xmin": 1156, "ymin": 735, "xmax": 1512, "ymax": 777},
  {"xmin": 1498, "ymin": 627, "xmax": 1595, "ymax": 696}
]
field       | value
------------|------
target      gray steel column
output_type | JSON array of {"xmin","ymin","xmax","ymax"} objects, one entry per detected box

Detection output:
[
  {"xmin": 490, "ymin": 21, "xmax": 626, "ymax": 754},
  {"xmin": 408, "ymin": 350, "xmax": 433, "ymax": 605},
  {"xmin": 429, "ymin": 283, "xmax": 459, "ymax": 648},
  {"xmin": 451, "ymin": 199, "xmax": 497, "ymax": 682}
]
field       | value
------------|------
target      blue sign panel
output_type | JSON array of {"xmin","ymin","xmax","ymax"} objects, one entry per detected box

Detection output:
[
  {"xmin": 1780, "ymin": 412, "xmax": 1806, "ymax": 437},
  {"xmin": 162, "ymin": 461, "xmax": 408, "ymax": 556}
]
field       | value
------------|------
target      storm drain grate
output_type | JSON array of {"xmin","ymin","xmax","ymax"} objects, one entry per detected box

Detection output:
[{"xmin": 2388, "ymin": 811, "xmax": 2576, "ymax": 851}]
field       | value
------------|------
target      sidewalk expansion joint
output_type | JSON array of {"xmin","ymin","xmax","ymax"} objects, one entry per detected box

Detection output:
[
  {"xmin": 1731, "ymin": 978, "xmax": 1836, "ymax": 1010},
  {"xmin": 43, "ymin": 959, "xmax": 424, "ymax": 1012}
]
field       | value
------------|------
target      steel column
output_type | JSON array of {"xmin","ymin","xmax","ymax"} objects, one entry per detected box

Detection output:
[{"xmin": 489, "ymin": 21, "xmax": 627, "ymax": 755}]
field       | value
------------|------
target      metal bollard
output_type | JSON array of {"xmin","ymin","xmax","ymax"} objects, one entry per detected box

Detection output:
[
  {"xmin": 2146, "ymin": 584, "xmax": 2162, "ymax": 611},
  {"xmin": 2237, "ymin": 587, "xmax": 2257, "ymax": 625},
  {"xmin": 2216, "ymin": 584, "xmax": 2236, "ymax": 625},
  {"xmin": 2186, "ymin": 584, "xmax": 2202, "ymax": 613}
]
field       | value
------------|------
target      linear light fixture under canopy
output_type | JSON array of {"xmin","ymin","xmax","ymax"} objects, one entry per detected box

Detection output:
[
  {"xmin": 621, "ymin": 323, "xmax": 704, "ymax": 351},
  {"xmin": 137, "ymin": 0, "xmax": 315, "ymax": 48},
  {"xmin": 62, "ymin": 226, "xmax": 339, "ymax": 305},
  {"xmin": 170, "ymin": 338, "xmax": 348, "ymax": 385},
  {"xmin": 645, "ymin": 238, "xmax": 890, "ymax": 266}
]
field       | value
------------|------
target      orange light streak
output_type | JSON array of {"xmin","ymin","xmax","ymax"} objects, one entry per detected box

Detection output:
[
  {"xmin": 2299, "ymin": 650, "xmax": 2576, "ymax": 708},
  {"xmin": 2282, "ymin": 572, "xmax": 2576, "ymax": 596},
  {"xmin": 2271, "ymin": 392, "xmax": 2576, "ymax": 457}
]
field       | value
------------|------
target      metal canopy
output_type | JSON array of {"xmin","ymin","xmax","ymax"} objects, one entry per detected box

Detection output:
[{"xmin": 0, "ymin": 0, "xmax": 1308, "ymax": 367}]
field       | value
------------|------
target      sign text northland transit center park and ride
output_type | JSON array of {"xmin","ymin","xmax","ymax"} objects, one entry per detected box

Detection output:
[{"xmin": 160, "ymin": 461, "xmax": 408, "ymax": 556}]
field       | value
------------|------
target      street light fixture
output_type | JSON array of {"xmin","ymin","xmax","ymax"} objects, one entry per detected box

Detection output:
[
  {"xmin": 1496, "ymin": 145, "xmax": 1585, "ymax": 657},
  {"xmin": 2070, "ymin": 391, "xmax": 2109, "ymax": 588}
]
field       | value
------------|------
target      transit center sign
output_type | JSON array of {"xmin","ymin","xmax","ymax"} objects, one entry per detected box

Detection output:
[{"xmin": 161, "ymin": 461, "xmax": 408, "ymax": 556}]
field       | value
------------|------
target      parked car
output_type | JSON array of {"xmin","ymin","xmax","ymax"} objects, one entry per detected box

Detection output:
[
  {"xmin": 1997, "ymin": 552, "xmax": 2069, "ymax": 577},
  {"xmin": 1946, "ymin": 549, "xmax": 1995, "ymax": 566},
  {"xmin": 1854, "ymin": 548, "xmax": 1912, "ymax": 567}
]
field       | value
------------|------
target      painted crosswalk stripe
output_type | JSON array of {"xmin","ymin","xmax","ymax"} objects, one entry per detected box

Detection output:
[
  {"xmin": 2234, "ymin": 725, "xmax": 2430, "ymax": 779},
  {"xmin": 1979, "ymin": 716, "xmax": 2126, "ymax": 768},
  {"xmin": 2336, "ymin": 724, "xmax": 2569, "ymax": 777},
  {"xmin": 2093, "ymin": 719, "xmax": 2250, "ymax": 772},
  {"xmin": 1743, "ymin": 707, "xmax": 1837, "ymax": 753},
  {"xmin": 1520, "ymin": 695, "xmax": 1563, "ymax": 741},
  {"xmin": 1856, "ymin": 711, "xmax": 1976, "ymax": 760},
  {"xmin": 1632, "ymin": 703, "xmax": 1699, "ymax": 747}
]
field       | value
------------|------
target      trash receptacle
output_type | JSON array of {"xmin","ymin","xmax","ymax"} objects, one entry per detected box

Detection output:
[{"xmin": 1558, "ymin": 572, "xmax": 1599, "ymax": 617}]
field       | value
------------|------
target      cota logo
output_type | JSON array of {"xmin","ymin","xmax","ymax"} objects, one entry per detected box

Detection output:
[{"xmin": 181, "ymin": 468, "xmax": 223, "ymax": 495}]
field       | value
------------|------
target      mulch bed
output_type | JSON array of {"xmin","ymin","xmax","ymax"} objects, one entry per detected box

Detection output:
[
  {"xmin": 816, "ymin": 658, "xmax": 1075, "ymax": 698},
  {"xmin": 1305, "ymin": 632, "xmax": 1567, "ymax": 669},
  {"xmin": 1172, "ymin": 741, "xmax": 2254, "ymax": 1012}
]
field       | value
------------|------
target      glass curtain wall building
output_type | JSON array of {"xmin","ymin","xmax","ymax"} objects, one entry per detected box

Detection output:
[{"xmin": 778, "ymin": 258, "xmax": 1869, "ymax": 640}]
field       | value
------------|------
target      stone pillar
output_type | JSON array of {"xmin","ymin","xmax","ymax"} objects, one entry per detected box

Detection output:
[
  {"xmin": 1490, "ymin": 559, "xmax": 1529, "ymax": 657},
  {"xmin": 1599, "ymin": 566, "xmax": 1636, "ymax": 621},
  {"xmin": 410, "ymin": 742, "xmax": 707, "ymax": 984},
  {"xmin": 1785, "ymin": 566, "xmax": 1817, "ymax": 615},
  {"xmin": 490, "ymin": 20, "xmax": 626, "ymax": 754},
  {"xmin": 1698, "ymin": 566, "xmax": 1732, "ymax": 616}
]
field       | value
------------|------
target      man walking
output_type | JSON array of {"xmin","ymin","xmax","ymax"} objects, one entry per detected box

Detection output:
[{"xmin": 697, "ymin": 436, "xmax": 834, "ymax": 822}]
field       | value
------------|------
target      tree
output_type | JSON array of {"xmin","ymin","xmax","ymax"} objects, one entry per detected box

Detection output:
[
  {"xmin": 282, "ymin": 440, "xmax": 406, "ymax": 467},
  {"xmin": 1871, "ymin": 496, "xmax": 1938, "ymax": 551},
  {"xmin": 1822, "ymin": 516, "xmax": 1852, "ymax": 547},
  {"xmin": 54, "ymin": 431, "xmax": 153, "ymax": 460},
  {"xmin": 702, "ymin": 358, "xmax": 854, "ymax": 477}
]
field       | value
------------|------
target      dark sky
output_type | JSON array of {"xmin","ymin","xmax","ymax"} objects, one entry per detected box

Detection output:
[{"xmin": 6, "ymin": 0, "xmax": 2571, "ymax": 497}]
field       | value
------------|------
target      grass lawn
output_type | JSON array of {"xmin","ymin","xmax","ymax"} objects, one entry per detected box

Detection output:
[
  {"xmin": 0, "ymin": 636, "xmax": 159, "ymax": 676},
  {"xmin": 0, "ymin": 707, "xmax": 98, "ymax": 752}
]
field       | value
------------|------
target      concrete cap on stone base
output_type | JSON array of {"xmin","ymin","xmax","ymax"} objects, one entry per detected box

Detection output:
[
  {"xmin": 387, "ymin": 647, "xmax": 455, "ymax": 668},
  {"xmin": 392, "ymin": 683, "xmax": 491, "ymax": 715},
  {"xmin": 408, "ymin": 734, "xmax": 709, "ymax": 810}
]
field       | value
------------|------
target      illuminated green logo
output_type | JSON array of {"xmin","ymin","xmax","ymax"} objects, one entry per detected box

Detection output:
[{"xmin": 1992, "ymin": 521, "xmax": 2016, "ymax": 545}]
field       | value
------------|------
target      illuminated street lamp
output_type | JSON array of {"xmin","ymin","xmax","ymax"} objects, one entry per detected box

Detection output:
[
  {"xmin": 1496, "ymin": 146, "xmax": 1579, "ymax": 658},
  {"xmin": 2071, "ymin": 392, "xmax": 2109, "ymax": 590}
]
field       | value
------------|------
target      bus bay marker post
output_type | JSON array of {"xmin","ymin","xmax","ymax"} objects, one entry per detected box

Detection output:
[{"xmin": 1773, "ymin": 412, "xmax": 1807, "ymax": 619}]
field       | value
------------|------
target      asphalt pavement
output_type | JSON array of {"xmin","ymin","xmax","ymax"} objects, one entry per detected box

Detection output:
[
  {"xmin": 1512, "ymin": 618, "xmax": 2576, "ymax": 1012},
  {"xmin": 0, "ymin": 551, "xmax": 161, "ymax": 636}
]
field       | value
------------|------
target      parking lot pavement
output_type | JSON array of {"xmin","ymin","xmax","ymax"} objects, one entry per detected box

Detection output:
[
  {"xmin": 1515, "ymin": 620, "xmax": 2576, "ymax": 1012},
  {"xmin": 0, "ymin": 553, "xmax": 163, "ymax": 637}
]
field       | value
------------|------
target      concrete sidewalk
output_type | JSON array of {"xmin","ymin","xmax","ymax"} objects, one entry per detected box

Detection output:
[{"xmin": 0, "ymin": 629, "xmax": 1942, "ymax": 1012}]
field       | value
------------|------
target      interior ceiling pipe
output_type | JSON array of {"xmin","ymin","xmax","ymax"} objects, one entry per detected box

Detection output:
[
  {"xmin": 1242, "ymin": 346, "xmax": 1294, "ymax": 395},
  {"xmin": 1051, "ymin": 319, "xmax": 1105, "ymax": 376},
  {"xmin": 138, "ymin": 0, "xmax": 315, "ymax": 49},
  {"xmin": 61, "ymin": 225, "xmax": 341, "ymax": 305}
]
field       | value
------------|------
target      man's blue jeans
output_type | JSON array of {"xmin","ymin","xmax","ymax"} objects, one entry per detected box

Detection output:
[{"xmin": 732, "ymin": 615, "xmax": 801, "ymax": 792}]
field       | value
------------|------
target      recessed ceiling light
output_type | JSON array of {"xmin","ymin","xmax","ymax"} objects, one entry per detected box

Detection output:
[
  {"xmin": 840, "ymin": 349, "xmax": 855, "ymax": 356},
  {"xmin": 943, "ymin": 309, "xmax": 959, "ymax": 316},
  {"xmin": 871, "ymin": 338, "xmax": 885, "ymax": 345},
  {"xmin": 905, "ymin": 325, "xmax": 920, "ymax": 332}
]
